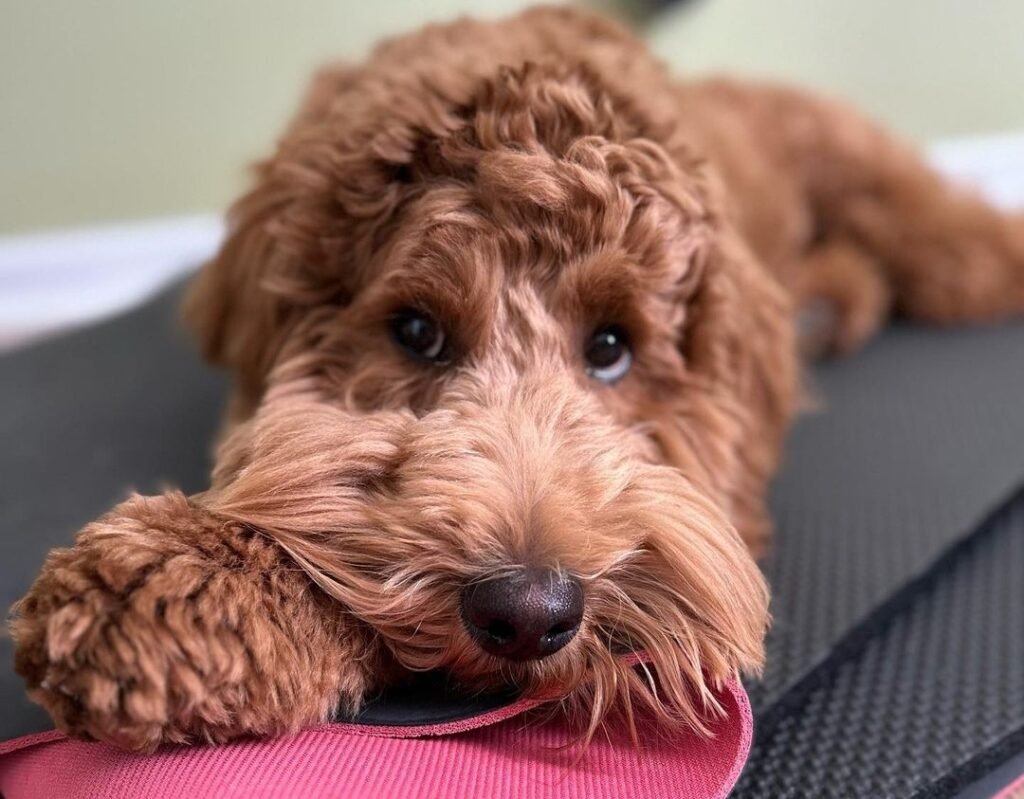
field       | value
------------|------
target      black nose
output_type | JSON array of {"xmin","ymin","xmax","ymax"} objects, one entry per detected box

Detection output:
[{"xmin": 461, "ymin": 569, "xmax": 584, "ymax": 661}]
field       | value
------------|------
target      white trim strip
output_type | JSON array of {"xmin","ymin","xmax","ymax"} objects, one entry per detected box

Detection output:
[{"xmin": 0, "ymin": 215, "xmax": 223, "ymax": 347}]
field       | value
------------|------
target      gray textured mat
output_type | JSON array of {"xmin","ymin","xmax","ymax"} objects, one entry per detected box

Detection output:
[
  {"xmin": 741, "ymin": 321, "xmax": 1024, "ymax": 796},
  {"xmin": 756, "ymin": 321, "xmax": 1024, "ymax": 711},
  {"xmin": 1, "ymin": 284, "xmax": 1023, "ymax": 795},
  {"xmin": 737, "ymin": 487, "xmax": 1024, "ymax": 798}
]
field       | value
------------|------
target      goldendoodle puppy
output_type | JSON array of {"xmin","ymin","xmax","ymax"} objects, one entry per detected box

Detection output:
[{"xmin": 12, "ymin": 6, "xmax": 1024, "ymax": 751}]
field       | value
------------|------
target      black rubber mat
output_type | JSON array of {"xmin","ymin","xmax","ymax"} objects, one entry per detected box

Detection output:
[
  {"xmin": 756, "ymin": 320, "xmax": 1024, "ymax": 712},
  {"xmin": 736, "ymin": 485, "xmax": 1024, "ymax": 798},
  {"xmin": 738, "ymin": 321, "xmax": 1024, "ymax": 797}
]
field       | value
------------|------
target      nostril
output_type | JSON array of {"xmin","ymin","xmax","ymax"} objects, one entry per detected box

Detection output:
[
  {"xmin": 544, "ymin": 620, "xmax": 577, "ymax": 639},
  {"xmin": 483, "ymin": 619, "xmax": 516, "ymax": 645},
  {"xmin": 461, "ymin": 568, "xmax": 584, "ymax": 661}
]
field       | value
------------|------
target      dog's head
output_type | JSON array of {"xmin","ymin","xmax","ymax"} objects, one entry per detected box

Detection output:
[{"xmin": 191, "ymin": 10, "xmax": 796, "ymax": 737}]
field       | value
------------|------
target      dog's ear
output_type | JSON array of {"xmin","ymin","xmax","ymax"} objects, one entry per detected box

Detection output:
[
  {"xmin": 182, "ymin": 167, "xmax": 290, "ymax": 407},
  {"xmin": 183, "ymin": 63, "xmax": 377, "ymax": 406},
  {"xmin": 682, "ymin": 229, "xmax": 799, "ymax": 552}
]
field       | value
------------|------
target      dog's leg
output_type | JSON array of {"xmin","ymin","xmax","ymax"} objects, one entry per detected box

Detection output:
[
  {"xmin": 794, "ymin": 240, "xmax": 892, "ymax": 357},
  {"xmin": 793, "ymin": 93, "xmax": 1024, "ymax": 329},
  {"xmin": 11, "ymin": 491, "xmax": 371, "ymax": 751}
]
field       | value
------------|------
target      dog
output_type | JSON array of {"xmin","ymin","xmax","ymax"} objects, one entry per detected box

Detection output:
[{"xmin": 12, "ymin": 6, "xmax": 1024, "ymax": 752}]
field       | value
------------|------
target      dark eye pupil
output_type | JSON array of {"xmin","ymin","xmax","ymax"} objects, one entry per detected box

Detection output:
[
  {"xmin": 586, "ymin": 328, "xmax": 625, "ymax": 367},
  {"xmin": 399, "ymin": 316, "xmax": 434, "ymax": 350},
  {"xmin": 584, "ymin": 325, "xmax": 632, "ymax": 383},
  {"xmin": 392, "ymin": 309, "xmax": 447, "ymax": 362}
]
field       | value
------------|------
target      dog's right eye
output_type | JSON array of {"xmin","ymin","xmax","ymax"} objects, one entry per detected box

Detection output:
[
  {"xmin": 584, "ymin": 324, "xmax": 632, "ymax": 383},
  {"xmin": 390, "ymin": 308, "xmax": 450, "ymax": 363}
]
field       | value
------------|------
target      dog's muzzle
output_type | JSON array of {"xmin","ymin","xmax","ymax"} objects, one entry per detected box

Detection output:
[{"xmin": 460, "ymin": 568, "xmax": 584, "ymax": 661}]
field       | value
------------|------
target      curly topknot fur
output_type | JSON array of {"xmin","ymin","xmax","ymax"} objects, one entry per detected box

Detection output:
[{"xmin": 12, "ymin": 6, "xmax": 1024, "ymax": 751}]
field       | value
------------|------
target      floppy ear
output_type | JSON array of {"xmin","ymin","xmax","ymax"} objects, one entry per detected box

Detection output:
[
  {"xmin": 183, "ymin": 172, "xmax": 290, "ymax": 412},
  {"xmin": 683, "ymin": 228, "xmax": 799, "ymax": 553},
  {"xmin": 183, "ymin": 63, "xmax": 367, "ymax": 413}
]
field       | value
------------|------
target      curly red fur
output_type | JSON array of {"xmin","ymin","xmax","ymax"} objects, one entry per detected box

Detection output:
[{"xmin": 12, "ymin": 5, "xmax": 1024, "ymax": 751}]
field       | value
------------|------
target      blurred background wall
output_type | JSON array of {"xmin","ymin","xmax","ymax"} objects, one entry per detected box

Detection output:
[{"xmin": 3, "ymin": 0, "xmax": 1023, "ymax": 234}]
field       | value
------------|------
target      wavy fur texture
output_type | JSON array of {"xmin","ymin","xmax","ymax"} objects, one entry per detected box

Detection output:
[{"xmin": 12, "ymin": 5, "xmax": 1024, "ymax": 751}]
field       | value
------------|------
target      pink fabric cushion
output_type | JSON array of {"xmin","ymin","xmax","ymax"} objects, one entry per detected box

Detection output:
[
  {"xmin": 0, "ymin": 679, "xmax": 752, "ymax": 799},
  {"xmin": 994, "ymin": 772, "xmax": 1024, "ymax": 799}
]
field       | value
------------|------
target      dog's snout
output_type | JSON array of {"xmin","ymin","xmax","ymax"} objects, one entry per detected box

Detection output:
[{"xmin": 461, "ymin": 568, "xmax": 583, "ymax": 661}]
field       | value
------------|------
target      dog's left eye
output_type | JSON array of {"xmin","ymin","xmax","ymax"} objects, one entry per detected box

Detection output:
[
  {"xmin": 584, "ymin": 325, "xmax": 632, "ymax": 383},
  {"xmin": 391, "ymin": 308, "xmax": 450, "ymax": 363}
]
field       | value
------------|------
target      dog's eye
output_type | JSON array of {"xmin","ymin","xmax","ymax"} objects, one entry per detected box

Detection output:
[
  {"xmin": 391, "ymin": 308, "xmax": 449, "ymax": 363},
  {"xmin": 584, "ymin": 325, "xmax": 632, "ymax": 383}
]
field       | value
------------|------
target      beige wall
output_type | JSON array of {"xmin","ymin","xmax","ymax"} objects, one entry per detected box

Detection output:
[
  {"xmin": 2, "ymin": 0, "xmax": 1022, "ymax": 233},
  {"xmin": 648, "ymin": 0, "xmax": 1024, "ymax": 140}
]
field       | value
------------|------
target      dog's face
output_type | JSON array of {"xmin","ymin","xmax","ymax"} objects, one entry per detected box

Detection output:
[{"xmin": 193, "ymin": 62, "xmax": 795, "ymax": 734}]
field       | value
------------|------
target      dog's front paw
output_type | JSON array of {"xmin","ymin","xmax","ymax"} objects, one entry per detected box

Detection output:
[
  {"xmin": 10, "ymin": 496, "xmax": 233, "ymax": 750},
  {"xmin": 13, "ymin": 577, "xmax": 173, "ymax": 750},
  {"xmin": 12, "ymin": 493, "xmax": 373, "ymax": 751}
]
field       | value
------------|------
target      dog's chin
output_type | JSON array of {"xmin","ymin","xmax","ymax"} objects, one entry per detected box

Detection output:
[{"xmin": 381, "ymin": 624, "xmax": 733, "ymax": 743}]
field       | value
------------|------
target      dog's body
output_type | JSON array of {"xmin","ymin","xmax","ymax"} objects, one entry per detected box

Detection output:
[{"xmin": 13, "ymin": 7, "xmax": 1024, "ymax": 751}]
